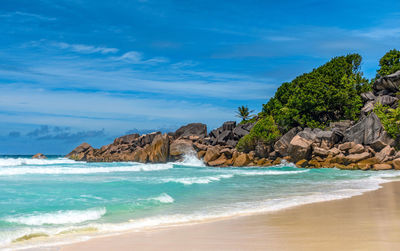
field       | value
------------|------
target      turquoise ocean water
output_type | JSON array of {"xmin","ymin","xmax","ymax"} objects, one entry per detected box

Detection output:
[{"xmin": 0, "ymin": 154, "xmax": 399, "ymax": 249}]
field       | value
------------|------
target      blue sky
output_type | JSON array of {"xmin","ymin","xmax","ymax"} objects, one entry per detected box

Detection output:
[{"xmin": 1, "ymin": 0, "xmax": 400, "ymax": 154}]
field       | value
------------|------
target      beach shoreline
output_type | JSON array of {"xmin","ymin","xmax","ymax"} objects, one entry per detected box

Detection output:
[{"xmin": 50, "ymin": 179, "xmax": 400, "ymax": 251}]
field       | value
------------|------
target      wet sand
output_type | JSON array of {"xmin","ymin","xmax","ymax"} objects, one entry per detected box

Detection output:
[{"xmin": 60, "ymin": 181, "xmax": 400, "ymax": 251}]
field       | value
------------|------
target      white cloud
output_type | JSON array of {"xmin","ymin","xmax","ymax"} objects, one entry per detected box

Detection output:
[
  {"xmin": 53, "ymin": 42, "xmax": 119, "ymax": 54},
  {"xmin": 113, "ymin": 51, "xmax": 169, "ymax": 64}
]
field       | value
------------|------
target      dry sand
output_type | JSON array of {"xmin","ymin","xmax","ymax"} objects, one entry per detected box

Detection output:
[{"xmin": 58, "ymin": 181, "xmax": 400, "ymax": 251}]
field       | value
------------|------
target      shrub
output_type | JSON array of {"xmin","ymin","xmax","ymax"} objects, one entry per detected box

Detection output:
[
  {"xmin": 374, "ymin": 102, "xmax": 400, "ymax": 141},
  {"xmin": 236, "ymin": 116, "xmax": 281, "ymax": 152}
]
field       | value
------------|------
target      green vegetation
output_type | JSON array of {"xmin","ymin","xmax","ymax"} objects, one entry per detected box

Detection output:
[
  {"xmin": 374, "ymin": 102, "xmax": 400, "ymax": 142},
  {"xmin": 235, "ymin": 105, "xmax": 254, "ymax": 122},
  {"xmin": 236, "ymin": 115, "xmax": 281, "ymax": 152},
  {"xmin": 376, "ymin": 49, "xmax": 400, "ymax": 79},
  {"xmin": 235, "ymin": 50, "xmax": 399, "ymax": 151},
  {"xmin": 262, "ymin": 54, "xmax": 370, "ymax": 131}
]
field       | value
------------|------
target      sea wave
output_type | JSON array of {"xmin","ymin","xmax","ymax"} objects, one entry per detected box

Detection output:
[
  {"xmin": 0, "ymin": 158, "xmax": 80, "ymax": 167},
  {"xmin": 234, "ymin": 169, "xmax": 309, "ymax": 176},
  {"xmin": 0, "ymin": 163, "xmax": 173, "ymax": 176},
  {"xmin": 161, "ymin": 174, "xmax": 234, "ymax": 185},
  {"xmin": 3, "ymin": 207, "xmax": 106, "ymax": 226},
  {"xmin": 147, "ymin": 193, "xmax": 175, "ymax": 203}
]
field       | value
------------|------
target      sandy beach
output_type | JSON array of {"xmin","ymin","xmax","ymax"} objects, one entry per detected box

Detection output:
[{"xmin": 57, "ymin": 180, "xmax": 400, "ymax": 251}]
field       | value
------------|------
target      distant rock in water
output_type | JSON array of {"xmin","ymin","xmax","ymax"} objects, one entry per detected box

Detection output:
[{"xmin": 32, "ymin": 153, "xmax": 47, "ymax": 159}]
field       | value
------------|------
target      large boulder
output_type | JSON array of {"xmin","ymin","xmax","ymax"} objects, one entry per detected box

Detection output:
[
  {"xmin": 233, "ymin": 153, "xmax": 251, "ymax": 166},
  {"xmin": 343, "ymin": 112, "xmax": 391, "ymax": 145},
  {"xmin": 208, "ymin": 154, "xmax": 228, "ymax": 166},
  {"xmin": 170, "ymin": 139, "xmax": 195, "ymax": 156},
  {"xmin": 361, "ymin": 101, "xmax": 375, "ymax": 114},
  {"xmin": 203, "ymin": 146, "xmax": 221, "ymax": 163},
  {"xmin": 287, "ymin": 135, "xmax": 313, "ymax": 163},
  {"xmin": 233, "ymin": 123, "xmax": 253, "ymax": 138},
  {"xmin": 132, "ymin": 145, "xmax": 150, "ymax": 163},
  {"xmin": 222, "ymin": 121, "xmax": 236, "ymax": 131},
  {"xmin": 375, "ymin": 145, "xmax": 395, "ymax": 162},
  {"xmin": 66, "ymin": 142, "xmax": 93, "ymax": 159},
  {"xmin": 373, "ymin": 70, "xmax": 400, "ymax": 92},
  {"xmin": 345, "ymin": 152, "xmax": 371, "ymax": 164},
  {"xmin": 148, "ymin": 133, "xmax": 170, "ymax": 163},
  {"xmin": 314, "ymin": 129, "xmax": 341, "ymax": 148},
  {"xmin": 297, "ymin": 128, "xmax": 316, "ymax": 141},
  {"xmin": 376, "ymin": 95, "xmax": 398, "ymax": 107},
  {"xmin": 360, "ymin": 91, "xmax": 376, "ymax": 102},
  {"xmin": 274, "ymin": 127, "xmax": 301, "ymax": 156},
  {"xmin": 175, "ymin": 123, "xmax": 207, "ymax": 138}
]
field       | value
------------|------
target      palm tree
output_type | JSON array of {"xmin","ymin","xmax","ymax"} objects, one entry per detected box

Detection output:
[{"xmin": 235, "ymin": 105, "xmax": 254, "ymax": 122}]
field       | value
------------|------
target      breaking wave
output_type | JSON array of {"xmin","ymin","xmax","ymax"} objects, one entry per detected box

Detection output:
[{"xmin": 3, "ymin": 207, "xmax": 106, "ymax": 226}]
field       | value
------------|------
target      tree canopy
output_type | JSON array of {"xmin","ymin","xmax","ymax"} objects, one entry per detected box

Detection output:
[
  {"xmin": 376, "ymin": 49, "xmax": 400, "ymax": 79},
  {"xmin": 262, "ymin": 54, "xmax": 369, "ymax": 132}
]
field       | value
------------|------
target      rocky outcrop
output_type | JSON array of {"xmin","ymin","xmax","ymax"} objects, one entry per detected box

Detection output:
[
  {"xmin": 288, "ymin": 135, "xmax": 313, "ymax": 163},
  {"xmin": 174, "ymin": 123, "xmax": 207, "ymax": 138},
  {"xmin": 65, "ymin": 72, "xmax": 400, "ymax": 170},
  {"xmin": 343, "ymin": 112, "xmax": 391, "ymax": 145},
  {"xmin": 169, "ymin": 139, "xmax": 195, "ymax": 158},
  {"xmin": 208, "ymin": 121, "xmax": 253, "ymax": 147},
  {"xmin": 274, "ymin": 127, "xmax": 301, "ymax": 156},
  {"xmin": 148, "ymin": 134, "xmax": 170, "ymax": 163},
  {"xmin": 32, "ymin": 153, "xmax": 47, "ymax": 159},
  {"xmin": 373, "ymin": 70, "xmax": 400, "ymax": 92}
]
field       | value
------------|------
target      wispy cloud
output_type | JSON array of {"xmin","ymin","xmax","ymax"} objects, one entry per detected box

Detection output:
[
  {"xmin": 52, "ymin": 42, "xmax": 119, "ymax": 54},
  {"xmin": 0, "ymin": 11, "xmax": 56, "ymax": 21},
  {"xmin": 113, "ymin": 51, "xmax": 169, "ymax": 64},
  {"xmin": 356, "ymin": 27, "xmax": 400, "ymax": 39}
]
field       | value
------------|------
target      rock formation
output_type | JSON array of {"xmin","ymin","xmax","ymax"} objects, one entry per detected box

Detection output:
[
  {"xmin": 32, "ymin": 153, "xmax": 47, "ymax": 159},
  {"xmin": 66, "ymin": 71, "xmax": 400, "ymax": 170}
]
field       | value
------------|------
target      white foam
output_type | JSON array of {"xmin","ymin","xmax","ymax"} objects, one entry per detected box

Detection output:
[
  {"xmin": 0, "ymin": 158, "xmax": 80, "ymax": 167},
  {"xmin": 3, "ymin": 207, "xmax": 106, "ymax": 226},
  {"xmin": 148, "ymin": 193, "xmax": 175, "ymax": 204},
  {"xmin": 235, "ymin": 169, "xmax": 309, "ymax": 176},
  {"xmin": 178, "ymin": 152, "xmax": 205, "ymax": 167},
  {"xmin": 0, "ymin": 163, "xmax": 173, "ymax": 176},
  {"xmin": 93, "ymin": 174, "xmax": 398, "ymax": 233},
  {"xmin": 162, "ymin": 174, "xmax": 234, "ymax": 185}
]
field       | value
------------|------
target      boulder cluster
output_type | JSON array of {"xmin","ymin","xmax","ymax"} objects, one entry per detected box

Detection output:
[
  {"xmin": 274, "ymin": 113, "xmax": 399, "ymax": 170},
  {"xmin": 67, "ymin": 71, "xmax": 400, "ymax": 170},
  {"xmin": 66, "ymin": 122, "xmax": 256, "ymax": 165},
  {"xmin": 361, "ymin": 70, "xmax": 400, "ymax": 114}
]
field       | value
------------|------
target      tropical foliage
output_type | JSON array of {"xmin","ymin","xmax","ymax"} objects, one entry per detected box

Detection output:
[
  {"xmin": 262, "ymin": 54, "xmax": 370, "ymax": 132},
  {"xmin": 374, "ymin": 102, "xmax": 400, "ymax": 142},
  {"xmin": 376, "ymin": 49, "xmax": 400, "ymax": 79},
  {"xmin": 236, "ymin": 116, "xmax": 281, "ymax": 152},
  {"xmin": 235, "ymin": 105, "xmax": 254, "ymax": 122}
]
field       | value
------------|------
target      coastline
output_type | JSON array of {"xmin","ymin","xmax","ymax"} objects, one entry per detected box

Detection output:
[{"xmin": 54, "ymin": 179, "xmax": 400, "ymax": 251}]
